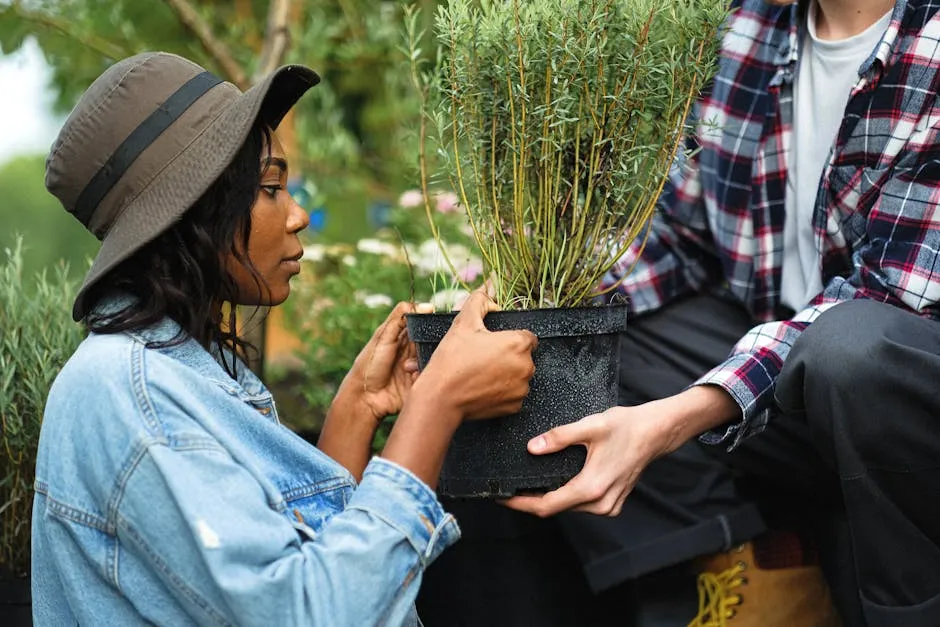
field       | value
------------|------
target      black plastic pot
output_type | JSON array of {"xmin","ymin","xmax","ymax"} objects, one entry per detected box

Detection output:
[{"xmin": 406, "ymin": 304, "xmax": 627, "ymax": 497}]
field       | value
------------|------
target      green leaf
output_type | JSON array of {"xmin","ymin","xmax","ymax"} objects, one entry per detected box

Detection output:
[{"xmin": 0, "ymin": 7, "xmax": 31, "ymax": 54}]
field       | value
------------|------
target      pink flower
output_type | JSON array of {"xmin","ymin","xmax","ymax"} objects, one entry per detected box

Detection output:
[
  {"xmin": 500, "ymin": 220, "xmax": 532, "ymax": 238},
  {"xmin": 435, "ymin": 191, "xmax": 460, "ymax": 214},
  {"xmin": 398, "ymin": 189, "xmax": 424, "ymax": 208},
  {"xmin": 457, "ymin": 258, "xmax": 484, "ymax": 283}
]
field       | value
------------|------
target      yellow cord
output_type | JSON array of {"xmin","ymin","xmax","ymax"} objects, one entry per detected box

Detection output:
[{"xmin": 688, "ymin": 561, "xmax": 747, "ymax": 626}]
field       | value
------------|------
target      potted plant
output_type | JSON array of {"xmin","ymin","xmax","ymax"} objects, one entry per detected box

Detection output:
[
  {"xmin": 0, "ymin": 241, "xmax": 84, "ymax": 625},
  {"xmin": 403, "ymin": 0, "xmax": 728, "ymax": 497}
]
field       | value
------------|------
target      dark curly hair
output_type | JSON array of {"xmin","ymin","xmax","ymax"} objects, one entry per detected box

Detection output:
[{"xmin": 83, "ymin": 121, "xmax": 273, "ymax": 377}]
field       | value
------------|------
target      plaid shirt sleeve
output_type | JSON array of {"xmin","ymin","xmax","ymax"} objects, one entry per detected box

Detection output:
[{"xmin": 699, "ymin": 106, "xmax": 940, "ymax": 449}]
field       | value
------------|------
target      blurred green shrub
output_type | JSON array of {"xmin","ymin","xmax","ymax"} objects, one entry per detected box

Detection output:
[
  {"xmin": 0, "ymin": 240, "xmax": 84, "ymax": 576},
  {"xmin": 0, "ymin": 155, "xmax": 96, "ymax": 278}
]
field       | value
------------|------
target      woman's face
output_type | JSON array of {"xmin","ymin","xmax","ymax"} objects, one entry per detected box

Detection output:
[{"xmin": 227, "ymin": 131, "xmax": 309, "ymax": 306}]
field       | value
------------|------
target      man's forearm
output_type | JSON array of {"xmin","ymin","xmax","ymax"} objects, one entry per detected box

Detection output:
[{"xmin": 657, "ymin": 384, "xmax": 742, "ymax": 454}]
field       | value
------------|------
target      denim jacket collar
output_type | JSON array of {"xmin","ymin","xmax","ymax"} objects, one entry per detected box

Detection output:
[{"xmin": 92, "ymin": 292, "xmax": 270, "ymax": 403}]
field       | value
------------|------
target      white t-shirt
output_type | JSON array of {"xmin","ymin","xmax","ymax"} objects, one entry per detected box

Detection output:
[{"xmin": 780, "ymin": 3, "xmax": 892, "ymax": 311}]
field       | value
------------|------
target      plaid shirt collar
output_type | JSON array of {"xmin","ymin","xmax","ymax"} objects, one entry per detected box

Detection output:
[{"xmin": 778, "ymin": 1, "xmax": 906, "ymax": 71}]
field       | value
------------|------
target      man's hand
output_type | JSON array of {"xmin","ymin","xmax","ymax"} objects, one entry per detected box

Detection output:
[{"xmin": 502, "ymin": 385, "xmax": 740, "ymax": 517}]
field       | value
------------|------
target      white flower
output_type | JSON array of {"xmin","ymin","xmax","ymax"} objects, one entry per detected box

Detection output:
[
  {"xmin": 355, "ymin": 291, "xmax": 394, "ymax": 309},
  {"xmin": 302, "ymin": 244, "xmax": 326, "ymax": 263},
  {"xmin": 356, "ymin": 238, "xmax": 401, "ymax": 258},
  {"xmin": 430, "ymin": 288, "xmax": 471, "ymax": 311},
  {"xmin": 408, "ymin": 239, "xmax": 472, "ymax": 277},
  {"xmin": 342, "ymin": 255, "xmax": 357, "ymax": 267}
]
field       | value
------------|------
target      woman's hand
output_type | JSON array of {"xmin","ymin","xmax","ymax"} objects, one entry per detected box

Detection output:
[
  {"xmin": 417, "ymin": 289, "xmax": 538, "ymax": 420},
  {"xmin": 502, "ymin": 385, "xmax": 740, "ymax": 517},
  {"xmin": 319, "ymin": 302, "xmax": 428, "ymax": 480},
  {"xmin": 342, "ymin": 301, "xmax": 427, "ymax": 422},
  {"xmin": 380, "ymin": 289, "xmax": 539, "ymax": 489}
]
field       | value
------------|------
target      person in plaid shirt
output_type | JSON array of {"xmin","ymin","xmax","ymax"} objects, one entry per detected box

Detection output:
[{"xmin": 500, "ymin": 0, "xmax": 940, "ymax": 625}]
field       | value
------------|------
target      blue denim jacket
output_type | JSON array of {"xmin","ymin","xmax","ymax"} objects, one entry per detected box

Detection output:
[{"xmin": 32, "ymin": 300, "xmax": 460, "ymax": 626}]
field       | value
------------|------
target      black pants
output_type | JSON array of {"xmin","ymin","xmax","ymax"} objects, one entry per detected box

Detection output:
[
  {"xmin": 732, "ymin": 298, "xmax": 940, "ymax": 627},
  {"xmin": 417, "ymin": 295, "xmax": 940, "ymax": 626}
]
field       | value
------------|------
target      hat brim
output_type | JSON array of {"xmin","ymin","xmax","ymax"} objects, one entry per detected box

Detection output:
[{"xmin": 71, "ymin": 64, "xmax": 319, "ymax": 321}]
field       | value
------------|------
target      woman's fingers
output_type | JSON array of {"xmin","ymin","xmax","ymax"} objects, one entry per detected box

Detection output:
[{"xmin": 451, "ymin": 288, "xmax": 499, "ymax": 331}]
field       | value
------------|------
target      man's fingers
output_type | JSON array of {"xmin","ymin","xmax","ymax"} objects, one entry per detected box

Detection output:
[
  {"xmin": 526, "ymin": 417, "xmax": 597, "ymax": 456},
  {"xmin": 501, "ymin": 473, "xmax": 597, "ymax": 518},
  {"xmin": 571, "ymin": 491, "xmax": 628, "ymax": 517}
]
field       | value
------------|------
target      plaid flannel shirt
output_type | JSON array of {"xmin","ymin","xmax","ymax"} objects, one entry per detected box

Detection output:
[{"xmin": 603, "ymin": 0, "xmax": 940, "ymax": 448}]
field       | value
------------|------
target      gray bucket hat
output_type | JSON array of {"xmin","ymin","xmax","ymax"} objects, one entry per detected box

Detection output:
[{"xmin": 45, "ymin": 51, "xmax": 319, "ymax": 321}]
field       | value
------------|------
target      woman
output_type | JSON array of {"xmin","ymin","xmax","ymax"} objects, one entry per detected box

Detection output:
[{"xmin": 33, "ymin": 52, "xmax": 537, "ymax": 626}]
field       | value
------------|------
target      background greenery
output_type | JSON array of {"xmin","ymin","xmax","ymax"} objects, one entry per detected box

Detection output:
[
  {"xmin": 0, "ymin": 155, "xmax": 97, "ymax": 278},
  {"xmin": 0, "ymin": 242, "xmax": 84, "ymax": 576},
  {"xmin": 0, "ymin": 0, "xmax": 441, "ymax": 255},
  {"xmin": 0, "ymin": 0, "xmax": 454, "ymax": 445}
]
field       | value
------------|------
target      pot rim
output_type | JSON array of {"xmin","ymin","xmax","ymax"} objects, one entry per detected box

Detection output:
[{"xmin": 405, "ymin": 302, "xmax": 628, "ymax": 340}]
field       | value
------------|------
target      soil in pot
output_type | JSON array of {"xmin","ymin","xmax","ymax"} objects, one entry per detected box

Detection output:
[{"xmin": 406, "ymin": 304, "xmax": 626, "ymax": 497}]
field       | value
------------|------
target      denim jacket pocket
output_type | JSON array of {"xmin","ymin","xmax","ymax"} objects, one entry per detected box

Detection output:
[{"xmin": 278, "ymin": 476, "xmax": 354, "ymax": 537}]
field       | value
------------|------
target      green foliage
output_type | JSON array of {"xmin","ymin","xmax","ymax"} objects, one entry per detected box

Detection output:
[
  {"xmin": 292, "ymin": 2, "xmax": 436, "ymax": 202},
  {"xmin": 0, "ymin": 240, "xmax": 84, "ymax": 576},
  {"xmin": 2, "ymin": 0, "xmax": 442, "ymax": 245},
  {"xmin": 408, "ymin": 0, "xmax": 728, "ymax": 308},
  {"xmin": 2, "ymin": 1, "xmax": 193, "ymax": 111},
  {"xmin": 0, "ymin": 155, "xmax": 97, "ymax": 278},
  {"xmin": 278, "ymin": 190, "xmax": 480, "ymax": 445}
]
